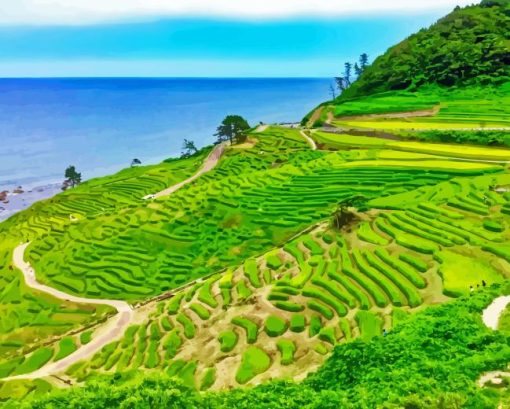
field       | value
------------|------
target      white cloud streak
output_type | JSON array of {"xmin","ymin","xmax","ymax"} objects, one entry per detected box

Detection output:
[{"xmin": 0, "ymin": 0, "xmax": 476, "ymax": 26}]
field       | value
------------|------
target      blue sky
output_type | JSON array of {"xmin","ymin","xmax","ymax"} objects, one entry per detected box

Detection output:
[{"xmin": 0, "ymin": 1, "xmax": 473, "ymax": 77}]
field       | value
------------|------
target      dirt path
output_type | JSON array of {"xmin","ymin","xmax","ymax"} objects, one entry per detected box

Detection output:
[
  {"xmin": 477, "ymin": 296, "xmax": 510, "ymax": 387},
  {"xmin": 255, "ymin": 124, "xmax": 269, "ymax": 133},
  {"xmin": 1, "ymin": 243, "xmax": 134, "ymax": 381},
  {"xmin": 144, "ymin": 142, "xmax": 227, "ymax": 200},
  {"xmin": 306, "ymin": 106, "xmax": 324, "ymax": 128},
  {"xmin": 482, "ymin": 295, "xmax": 510, "ymax": 330},
  {"xmin": 300, "ymin": 130, "xmax": 317, "ymax": 150},
  {"xmin": 336, "ymin": 106, "xmax": 440, "ymax": 121}
]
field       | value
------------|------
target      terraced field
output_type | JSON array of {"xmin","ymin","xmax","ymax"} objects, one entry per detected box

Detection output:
[
  {"xmin": 0, "ymin": 150, "xmax": 211, "ymax": 379},
  {"xmin": 308, "ymin": 83, "xmax": 510, "ymax": 131},
  {"xmin": 57, "ymin": 170, "xmax": 510, "ymax": 389},
  {"xmin": 1, "ymin": 125, "xmax": 510, "ymax": 403}
]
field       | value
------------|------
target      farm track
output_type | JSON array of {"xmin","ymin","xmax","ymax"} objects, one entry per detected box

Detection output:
[
  {"xmin": 2, "ymin": 243, "xmax": 134, "ymax": 381},
  {"xmin": 335, "ymin": 106, "xmax": 441, "ymax": 121},
  {"xmin": 477, "ymin": 296, "xmax": 510, "ymax": 387},
  {"xmin": 144, "ymin": 141, "xmax": 228, "ymax": 199},
  {"xmin": 300, "ymin": 130, "xmax": 317, "ymax": 150},
  {"xmin": 309, "ymin": 130, "xmax": 510, "ymax": 164}
]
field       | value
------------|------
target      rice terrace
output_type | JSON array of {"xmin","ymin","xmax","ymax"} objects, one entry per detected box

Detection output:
[{"xmin": 0, "ymin": 0, "xmax": 510, "ymax": 407}]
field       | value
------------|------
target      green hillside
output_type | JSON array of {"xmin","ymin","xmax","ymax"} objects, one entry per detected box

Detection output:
[
  {"xmin": 1, "ymin": 1, "xmax": 510, "ymax": 408},
  {"xmin": 344, "ymin": 0, "xmax": 510, "ymax": 98}
]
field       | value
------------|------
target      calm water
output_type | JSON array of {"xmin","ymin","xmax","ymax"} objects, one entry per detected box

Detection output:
[{"xmin": 0, "ymin": 78, "xmax": 330, "ymax": 191}]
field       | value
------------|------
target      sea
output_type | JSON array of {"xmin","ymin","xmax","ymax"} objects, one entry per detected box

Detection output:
[{"xmin": 0, "ymin": 77, "xmax": 331, "ymax": 192}]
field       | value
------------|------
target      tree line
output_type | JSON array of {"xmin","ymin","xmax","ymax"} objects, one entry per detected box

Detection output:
[
  {"xmin": 61, "ymin": 115, "xmax": 251, "ymax": 190},
  {"xmin": 330, "ymin": 53, "xmax": 370, "ymax": 99}
]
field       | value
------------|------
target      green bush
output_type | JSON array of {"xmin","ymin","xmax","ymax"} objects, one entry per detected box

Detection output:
[
  {"xmin": 54, "ymin": 337, "xmax": 77, "ymax": 361},
  {"xmin": 264, "ymin": 315, "xmax": 288, "ymax": 337},
  {"xmin": 218, "ymin": 330, "xmax": 238, "ymax": 353},
  {"xmin": 80, "ymin": 330, "xmax": 93, "ymax": 345},
  {"xmin": 398, "ymin": 253, "xmax": 429, "ymax": 273},
  {"xmin": 274, "ymin": 301, "xmax": 304, "ymax": 313},
  {"xmin": 189, "ymin": 303, "xmax": 211, "ymax": 320},
  {"xmin": 307, "ymin": 300, "xmax": 334, "ymax": 320},
  {"xmin": 319, "ymin": 327, "xmax": 337, "ymax": 345},
  {"xmin": 290, "ymin": 314, "xmax": 306, "ymax": 333},
  {"xmin": 13, "ymin": 347, "xmax": 54, "ymax": 375},
  {"xmin": 236, "ymin": 346, "xmax": 271, "ymax": 384},
  {"xmin": 355, "ymin": 310, "xmax": 384, "ymax": 341},
  {"xmin": 232, "ymin": 317, "xmax": 259, "ymax": 344},
  {"xmin": 266, "ymin": 253, "xmax": 283, "ymax": 270},
  {"xmin": 277, "ymin": 340, "xmax": 296, "ymax": 365},
  {"xmin": 163, "ymin": 330, "xmax": 182, "ymax": 359},
  {"xmin": 244, "ymin": 259, "xmax": 262, "ymax": 288},
  {"xmin": 200, "ymin": 367, "xmax": 216, "ymax": 391},
  {"xmin": 176, "ymin": 313, "xmax": 196, "ymax": 339},
  {"xmin": 483, "ymin": 219, "xmax": 504, "ymax": 232}
]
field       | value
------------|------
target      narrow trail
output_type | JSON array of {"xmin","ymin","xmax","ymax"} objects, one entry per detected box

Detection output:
[
  {"xmin": 335, "ymin": 106, "xmax": 441, "ymax": 121},
  {"xmin": 477, "ymin": 296, "xmax": 510, "ymax": 387},
  {"xmin": 300, "ymin": 130, "xmax": 317, "ymax": 150},
  {"xmin": 255, "ymin": 124, "xmax": 269, "ymax": 133},
  {"xmin": 482, "ymin": 296, "xmax": 510, "ymax": 330},
  {"xmin": 2, "ymin": 243, "xmax": 134, "ymax": 381},
  {"xmin": 144, "ymin": 141, "xmax": 227, "ymax": 200}
]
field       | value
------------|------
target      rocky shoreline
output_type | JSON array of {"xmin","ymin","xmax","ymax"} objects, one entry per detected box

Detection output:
[{"xmin": 0, "ymin": 183, "xmax": 61, "ymax": 222}]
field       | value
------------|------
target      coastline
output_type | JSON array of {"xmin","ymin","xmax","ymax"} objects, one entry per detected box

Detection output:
[{"xmin": 0, "ymin": 183, "xmax": 62, "ymax": 222}]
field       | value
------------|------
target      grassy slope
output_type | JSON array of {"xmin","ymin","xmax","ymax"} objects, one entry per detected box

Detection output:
[
  {"xmin": 2, "ymin": 126, "xmax": 510, "ymax": 406},
  {"xmin": 0, "ymin": 149, "xmax": 210, "ymax": 372},
  {"xmin": 16, "ymin": 285, "xmax": 510, "ymax": 409}
]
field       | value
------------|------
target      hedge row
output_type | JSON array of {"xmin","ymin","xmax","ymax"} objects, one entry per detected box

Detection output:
[
  {"xmin": 218, "ymin": 330, "xmax": 238, "ymax": 352},
  {"xmin": 364, "ymin": 251, "xmax": 422, "ymax": 308},
  {"xmin": 327, "ymin": 262, "xmax": 371, "ymax": 310},
  {"xmin": 311, "ymin": 276, "xmax": 357, "ymax": 308},
  {"xmin": 274, "ymin": 301, "xmax": 305, "ymax": 313},
  {"xmin": 264, "ymin": 315, "xmax": 288, "ymax": 337},
  {"xmin": 231, "ymin": 316, "xmax": 259, "ymax": 344},
  {"xmin": 307, "ymin": 300, "xmax": 334, "ymax": 320},
  {"xmin": 352, "ymin": 249, "xmax": 404, "ymax": 307},
  {"xmin": 244, "ymin": 259, "xmax": 262, "ymax": 288},
  {"xmin": 375, "ymin": 248, "xmax": 427, "ymax": 288},
  {"xmin": 302, "ymin": 286, "xmax": 348, "ymax": 317},
  {"xmin": 276, "ymin": 339, "xmax": 296, "ymax": 365}
]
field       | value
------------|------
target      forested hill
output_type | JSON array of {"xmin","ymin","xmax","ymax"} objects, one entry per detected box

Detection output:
[{"xmin": 341, "ymin": 0, "xmax": 510, "ymax": 99}]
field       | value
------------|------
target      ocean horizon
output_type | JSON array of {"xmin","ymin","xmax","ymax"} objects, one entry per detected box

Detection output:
[{"xmin": 0, "ymin": 77, "xmax": 331, "ymax": 192}]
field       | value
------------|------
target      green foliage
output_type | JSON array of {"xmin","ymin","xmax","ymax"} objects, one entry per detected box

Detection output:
[
  {"xmin": 176, "ymin": 313, "xmax": 196, "ymax": 339},
  {"xmin": 216, "ymin": 115, "xmax": 251, "ymax": 144},
  {"xmin": 13, "ymin": 347, "xmax": 53, "ymax": 375},
  {"xmin": 189, "ymin": 303, "xmax": 211, "ymax": 320},
  {"xmin": 276, "ymin": 340, "xmax": 296, "ymax": 365},
  {"xmin": 232, "ymin": 317, "xmax": 259, "ymax": 344},
  {"xmin": 218, "ymin": 330, "xmax": 238, "ymax": 353},
  {"xmin": 200, "ymin": 367, "xmax": 216, "ymax": 391},
  {"xmin": 274, "ymin": 301, "xmax": 304, "ymax": 313},
  {"xmin": 264, "ymin": 315, "xmax": 288, "ymax": 337},
  {"xmin": 343, "ymin": 1, "xmax": 510, "ymax": 97},
  {"xmin": 235, "ymin": 346, "xmax": 271, "ymax": 384},
  {"xmin": 355, "ymin": 311, "xmax": 384, "ymax": 341},
  {"xmin": 79, "ymin": 330, "xmax": 93, "ymax": 345},
  {"xmin": 21, "ymin": 287, "xmax": 510, "ymax": 409},
  {"xmin": 54, "ymin": 337, "xmax": 77, "ymax": 361},
  {"xmin": 289, "ymin": 314, "xmax": 306, "ymax": 333}
]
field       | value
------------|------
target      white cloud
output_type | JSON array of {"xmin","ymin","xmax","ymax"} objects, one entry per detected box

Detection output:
[{"xmin": 0, "ymin": 0, "xmax": 476, "ymax": 26}]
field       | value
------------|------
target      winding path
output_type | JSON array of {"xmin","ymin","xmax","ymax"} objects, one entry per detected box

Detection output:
[
  {"xmin": 477, "ymin": 296, "xmax": 510, "ymax": 387},
  {"xmin": 2, "ymin": 243, "xmax": 134, "ymax": 381},
  {"xmin": 300, "ymin": 130, "xmax": 317, "ymax": 150},
  {"xmin": 482, "ymin": 296, "xmax": 510, "ymax": 330},
  {"xmin": 143, "ymin": 141, "xmax": 228, "ymax": 200}
]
